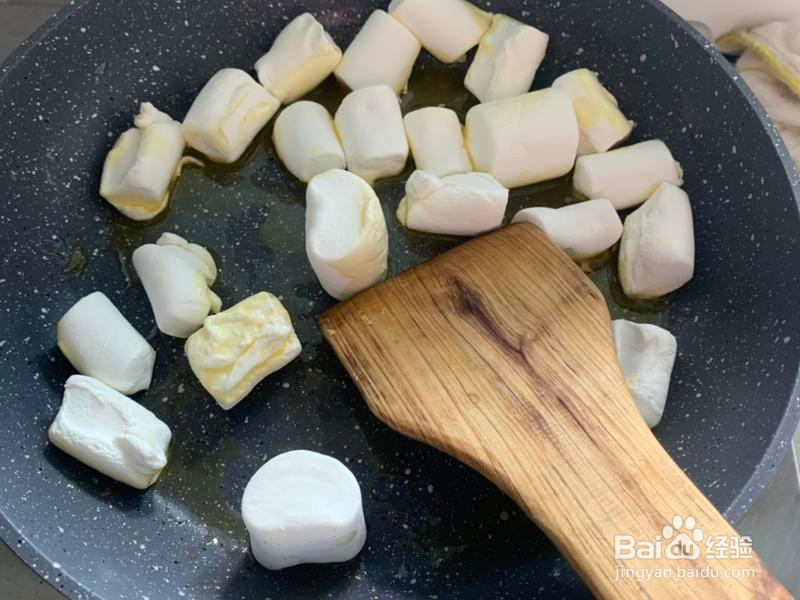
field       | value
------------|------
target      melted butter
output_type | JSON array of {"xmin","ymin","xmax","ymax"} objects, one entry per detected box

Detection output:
[
  {"xmin": 64, "ymin": 240, "xmax": 87, "ymax": 277},
  {"xmin": 108, "ymin": 62, "xmax": 663, "ymax": 323},
  {"xmin": 158, "ymin": 434, "xmax": 260, "ymax": 537},
  {"xmin": 102, "ymin": 62, "xmax": 669, "ymax": 532}
]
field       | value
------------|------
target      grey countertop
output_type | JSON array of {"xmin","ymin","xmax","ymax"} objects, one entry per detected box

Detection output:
[{"xmin": 0, "ymin": 1, "xmax": 66, "ymax": 57}]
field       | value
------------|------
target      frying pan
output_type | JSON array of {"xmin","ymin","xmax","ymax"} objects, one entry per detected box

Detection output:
[{"xmin": 1, "ymin": 0, "xmax": 799, "ymax": 598}]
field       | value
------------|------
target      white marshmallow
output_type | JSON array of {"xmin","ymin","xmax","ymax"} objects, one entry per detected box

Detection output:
[
  {"xmin": 99, "ymin": 103, "xmax": 184, "ymax": 221},
  {"xmin": 618, "ymin": 182, "xmax": 695, "ymax": 298},
  {"xmin": 397, "ymin": 171, "xmax": 508, "ymax": 236},
  {"xmin": 512, "ymin": 199, "xmax": 623, "ymax": 260},
  {"xmin": 254, "ymin": 13, "xmax": 342, "ymax": 103},
  {"xmin": 57, "ymin": 292, "xmax": 155, "ymax": 395},
  {"xmin": 464, "ymin": 88, "xmax": 579, "ymax": 188},
  {"xmin": 388, "ymin": 0, "xmax": 492, "ymax": 63},
  {"xmin": 611, "ymin": 320, "xmax": 677, "ymax": 428},
  {"xmin": 241, "ymin": 450, "xmax": 366, "ymax": 570},
  {"xmin": 272, "ymin": 101, "xmax": 346, "ymax": 183},
  {"xmin": 132, "ymin": 233, "xmax": 221, "ymax": 338},
  {"xmin": 573, "ymin": 140, "xmax": 683, "ymax": 210},
  {"xmin": 48, "ymin": 375, "xmax": 171, "ymax": 489},
  {"xmin": 335, "ymin": 10, "xmax": 421, "ymax": 95},
  {"xmin": 464, "ymin": 14, "xmax": 549, "ymax": 103},
  {"xmin": 306, "ymin": 169, "xmax": 388, "ymax": 300},
  {"xmin": 403, "ymin": 107, "xmax": 472, "ymax": 177},
  {"xmin": 334, "ymin": 85, "xmax": 409, "ymax": 183},
  {"xmin": 185, "ymin": 292, "xmax": 302, "ymax": 410},
  {"xmin": 182, "ymin": 68, "xmax": 279, "ymax": 164},
  {"xmin": 552, "ymin": 69, "xmax": 633, "ymax": 156}
]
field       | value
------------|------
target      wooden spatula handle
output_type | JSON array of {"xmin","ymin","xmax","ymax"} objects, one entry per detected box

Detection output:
[
  {"xmin": 320, "ymin": 223, "xmax": 790, "ymax": 598},
  {"xmin": 475, "ymin": 388, "xmax": 789, "ymax": 599}
]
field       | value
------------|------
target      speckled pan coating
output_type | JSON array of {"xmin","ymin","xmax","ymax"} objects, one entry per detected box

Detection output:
[{"xmin": 1, "ymin": 1, "xmax": 799, "ymax": 599}]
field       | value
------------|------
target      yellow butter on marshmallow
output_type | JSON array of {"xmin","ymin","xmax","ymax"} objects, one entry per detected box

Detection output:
[
  {"xmin": 182, "ymin": 68, "xmax": 279, "ymax": 164},
  {"xmin": 254, "ymin": 13, "xmax": 342, "ymax": 103},
  {"xmin": 552, "ymin": 68, "xmax": 633, "ymax": 156},
  {"xmin": 185, "ymin": 293, "xmax": 302, "ymax": 410},
  {"xmin": 99, "ymin": 103, "xmax": 184, "ymax": 221}
]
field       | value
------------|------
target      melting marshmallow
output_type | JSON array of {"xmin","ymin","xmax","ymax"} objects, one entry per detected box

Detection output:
[
  {"xmin": 465, "ymin": 14, "xmax": 549, "ymax": 102},
  {"xmin": 618, "ymin": 183, "xmax": 695, "ymax": 298},
  {"xmin": 334, "ymin": 85, "xmax": 409, "ymax": 183},
  {"xmin": 464, "ymin": 88, "xmax": 579, "ymax": 188},
  {"xmin": 48, "ymin": 375, "xmax": 171, "ymax": 489},
  {"xmin": 254, "ymin": 13, "xmax": 342, "ymax": 103},
  {"xmin": 185, "ymin": 292, "xmax": 301, "ymax": 410},
  {"xmin": 512, "ymin": 199, "xmax": 623, "ymax": 260},
  {"xmin": 57, "ymin": 291, "xmax": 155, "ymax": 395},
  {"xmin": 552, "ymin": 68, "xmax": 633, "ymax": 156},
  {"xmin": 573, "ymin": 140, "xmax": 683, "ymax": 210},
  {"xmin": 241, "ymin": 450, "xmax": 366, "ymax": 570},
  {"xmin": 335, "ymin": 10, "xmax": 421, "ymax": 94},
  {"xmin": 612, "ymin": 320, "xmax": 677, "ymax": 428},
  {"xmin": 132, "ymin": 233, "xmax": 221, "ymax": 338},
  {"xmin": 397, "ymin": 171, "xmax": 508, "ymax": 236},
  {"xmin": 272, "ymin": 101, "xmax": 345, "ymax": 182},
  {"xmin": 388, "ymin": 0, "xmax": 492, "ymax": 63},
  {"xmin": 182, "ymin": 68, "xmax": 279, "ymax": 164},
  {"xmin": 306, "ymin": 169, "xmax": 388, "ymax": 300},
  {"xmin": 403, "ymin": 107, "xmax": 472, "ymax": 177},
  {"xmin": 99, "ymin": 103, "xmax": 184, "ymax": 221}
]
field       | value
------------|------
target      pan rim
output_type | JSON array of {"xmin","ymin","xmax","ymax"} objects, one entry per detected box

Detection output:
[{"xmin": 646, "ymin": 0, "xmax": 800, "ymax": 527}]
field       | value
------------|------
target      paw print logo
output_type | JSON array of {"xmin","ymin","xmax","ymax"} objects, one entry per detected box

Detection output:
[{"xmin": 663, "ymin": 515, "xmax": 704, "ymax": 560}]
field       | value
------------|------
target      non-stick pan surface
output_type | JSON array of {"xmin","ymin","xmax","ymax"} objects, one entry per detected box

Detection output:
[{"xmin": 1, "ymin": 1, "xmax": 800, "ymax": 598}]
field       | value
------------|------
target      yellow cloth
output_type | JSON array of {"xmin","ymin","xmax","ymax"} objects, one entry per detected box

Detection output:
[
  {"xmin": 659, "ymin": 3, "xmax": 800, "ymax": 169},
  {"xmin": 718, "ymin": 21, "xmax": 800, "ymax": 97},
  {"xmin": 660, "ymin": 0, "xmax": 800, "ymax": 40},
  {"xmin": 719, "ymin": 21, "xmax": 800, "ymax": 169},
  {"xmin": 661, "ymin": 0, "xmax": 800, "ymax": 39}
]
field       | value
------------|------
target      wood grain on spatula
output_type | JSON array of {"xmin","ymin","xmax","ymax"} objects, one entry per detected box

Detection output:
[{"xmin": 320, "ymin": 223, "xmax": 788, "ymax": 598}]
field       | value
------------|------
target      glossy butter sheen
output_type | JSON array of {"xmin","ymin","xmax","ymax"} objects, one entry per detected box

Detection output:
[{"xmin": 185, "ymin": 292, "xmax": 302, "ymax": 410}]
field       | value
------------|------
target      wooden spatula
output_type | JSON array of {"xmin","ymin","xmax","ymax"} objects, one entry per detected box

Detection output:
[{"xmin": 320, "ymin": 222, "xmax": 789, "ymax": 599}]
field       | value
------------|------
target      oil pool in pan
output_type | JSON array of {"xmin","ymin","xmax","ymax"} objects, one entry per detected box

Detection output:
[
  {"xmin": 110, "ymin": 59, "xmax": 666, "ymax": 321},
  {"xmin": 97, "ymin": 60, "xmax": 667, "ymax": 538}
]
